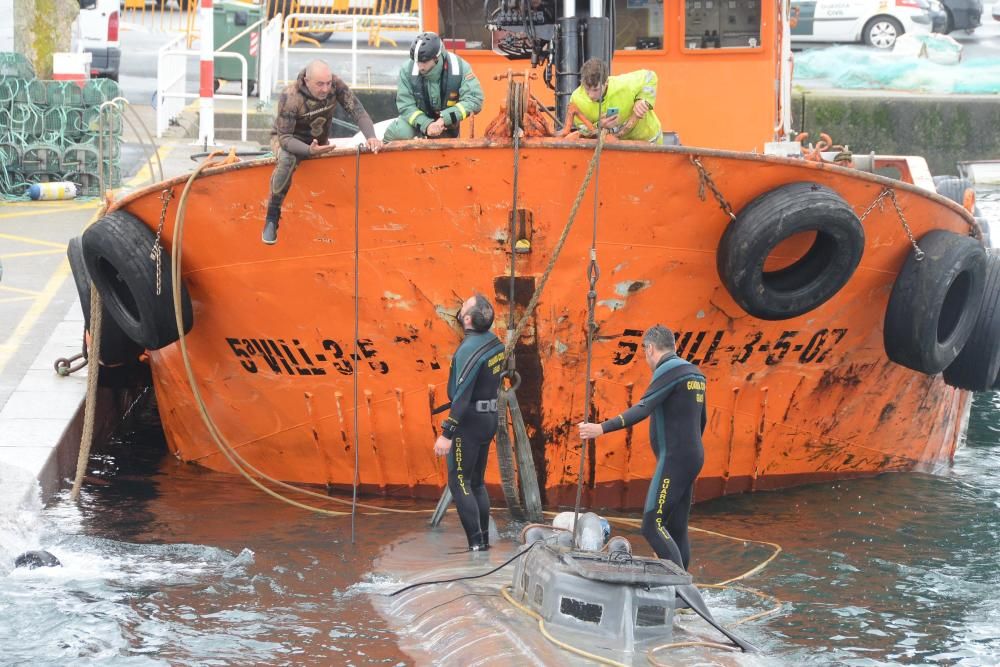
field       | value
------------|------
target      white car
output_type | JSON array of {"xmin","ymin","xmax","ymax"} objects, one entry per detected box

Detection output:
[
  {"xmin": 790, "ymin": 0, "xmax": 935, "ymax": 48},
  {"xmin": 75, "ymin": 0, "xmax": 121, "ymax": 81}
]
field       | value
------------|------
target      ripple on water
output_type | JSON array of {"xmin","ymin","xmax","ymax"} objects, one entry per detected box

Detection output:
[{"xmin": 2, "ymin": 391, "xmax": 1000, "ymax": 665}]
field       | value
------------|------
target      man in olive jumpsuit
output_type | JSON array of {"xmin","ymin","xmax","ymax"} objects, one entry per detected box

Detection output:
[{"xmin": 384, "ymin": 32, "xmax": 484, "ymax": 140}]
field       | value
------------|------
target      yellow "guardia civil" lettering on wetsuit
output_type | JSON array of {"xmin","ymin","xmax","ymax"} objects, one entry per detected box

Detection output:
[
  {"xmin": 454, "ymin": 437, "xmax": 469, "ymax": 495},
  {"xmin": 654, "ymin": 476, "xmax": 673, "ymax": 542},
  {"xmin": 488, "ymin": 351, "xmax": 505, "ymax": 375},
  {"xmin": 687, "ymin": 378, "xmax": 706, "ymax": 403}
]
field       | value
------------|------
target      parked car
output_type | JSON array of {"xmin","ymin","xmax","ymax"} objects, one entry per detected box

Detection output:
[
  {"xmin": 76, "ymin": 0, "xmax": 121, "ymax": 81},
  {"xmin": 937, "ymin": 0, "xmax": 982, "ymax": 31},
  {"xmin": 789, "ymin": 0, "xmax": 934, "ymax": 49}
]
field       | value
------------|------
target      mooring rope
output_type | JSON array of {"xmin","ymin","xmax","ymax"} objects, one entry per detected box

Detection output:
[
  {"xmin": 352, "ymin": 146, "xmax": 362, "ymax": 542},
  {"xmin": 572, "ymin": 130, "xmax": 605, "ymax": 548},
  {"xmin": 501, "ymin": 131, "xmax": 607, "ymax": 361},
  {"xmin": 169, "ymin": 153, "xmax": 431, "ymax": 517},
  {"xmin": 70, "ymin": 285, "xmax": 103, "ymax": 500}
]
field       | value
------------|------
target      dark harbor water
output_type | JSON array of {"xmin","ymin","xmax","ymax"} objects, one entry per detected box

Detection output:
[
  {"xmin": 1, "ymin": 191, "xmax": 998, "ymax": 667},
  {"xmin": 1, "ymin": 390, "xmax": 997, "ymax": 666}
]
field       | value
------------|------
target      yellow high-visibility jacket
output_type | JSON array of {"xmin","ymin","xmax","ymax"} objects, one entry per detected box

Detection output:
[{"xmin": 570, "ymin": 70, "xmax": 662, "ymax": 144}]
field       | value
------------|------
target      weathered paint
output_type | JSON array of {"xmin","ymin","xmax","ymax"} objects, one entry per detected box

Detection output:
[{"xmin": 113, "ymin": 140, "xmax": 977, "ymax": 509}]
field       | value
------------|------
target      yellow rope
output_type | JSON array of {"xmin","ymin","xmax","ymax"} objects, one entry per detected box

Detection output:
[
  {"xmin": 699, "ymin": 583, "xmax": 784, "ymax": 627},
  {"xmin": 70, "ymin": 284, "xmax": 102, "ymax": 500},
  {"xmin": 603, "ymin": 515, "xmax": 784, "ymax": 586},
  {"xmin": 168, "ymin": 155, "xmax": 430, "ymax": 517},
  {"xmin": 499, "ymin": 585, "xmax": 629, "ymax": 667},
  {"xmin": 647, "ymin": 641, "xmax": 739, "ymax": 664}
]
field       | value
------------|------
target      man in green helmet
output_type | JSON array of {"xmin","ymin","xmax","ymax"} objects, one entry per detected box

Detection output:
[
  {"xmin": 384, "ymin": 32, "xmax": 484, "ymax": 140},
  {"xmin": 569, "ymin": 58, "xmax": 663, "ymax": 145}
]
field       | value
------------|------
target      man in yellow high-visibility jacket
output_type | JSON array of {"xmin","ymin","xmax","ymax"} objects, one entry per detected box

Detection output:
[{"xmin": 568, "ymin": 58, "xmax": 663, "ymax": 144}]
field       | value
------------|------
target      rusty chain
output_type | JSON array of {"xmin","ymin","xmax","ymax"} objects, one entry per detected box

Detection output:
[
  {"xmin": 860, "ymin": 187, "xmax": 925, "ymax": 261},
  {"xmin": 151, "ymin": 188, "xmax": 172, "ymax": 295},
  {"xmin": 690, "ymin": 155, "xmax": 736, "ymax": 222},
  {"xmin": 54, "ymin": 352, "xmax": 87, "ymax": 376}
]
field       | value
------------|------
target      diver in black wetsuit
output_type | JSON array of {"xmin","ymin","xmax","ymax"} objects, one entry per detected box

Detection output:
[
  {"xmin": 578, "ymin": 325, "xmax": 706, "ymax": 570},
  {"xmin": 433, "ymin": 294, "xmax": 506, "ymax": 551}
]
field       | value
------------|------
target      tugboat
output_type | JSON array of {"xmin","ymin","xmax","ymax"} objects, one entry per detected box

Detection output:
[{"xmin": 73, "ymin": 0, "xmax": 998, "ymax": 508}]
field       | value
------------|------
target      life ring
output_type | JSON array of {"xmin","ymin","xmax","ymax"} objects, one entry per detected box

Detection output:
[
  {"xmin": 883, "ymin": 230, "xmax": 986, "ymax": 375},
  {"xmin": 67, "ymin": 236, "xmax": 143, "ymax": 366},
  {"xmin": 716, "ymin": 182, "xmax": 864, "ymax": 320},
  {"xmin": 81, "ymin": 210, "xmax": 194, "ymax": 350},
  {"xmin": 943, "ymin": 251, "xmax": 1000, "ymax": 390}
]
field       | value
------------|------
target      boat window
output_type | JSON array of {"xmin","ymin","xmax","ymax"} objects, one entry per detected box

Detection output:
[
  {"xmin": 636, "ymin": 604, "xmax": 668, "ymax": 626},
  {"xmin": 439, "ymin": 0, "xmax": 492, "ymax": 49},
  {"xmin": 683, "ymin": 0, "xmax": 762, "ymax": 50},
  {"xmin": 534, "ymin": 584, "xmax": 544, "ymax": 606},
  {"xmin": 560, "ymin": 596, "xmax": 603, "ymax": 624},
  {"xmin": 613, "ymin": 0, "xmax": 665, "ymax": 51}
]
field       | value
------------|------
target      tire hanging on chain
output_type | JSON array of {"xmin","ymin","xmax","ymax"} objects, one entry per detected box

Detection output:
[
  {"xmin": 67, "ymin": 235, "xmax": 143, "ymax": 368},
  {"xmin": 883, "ymin": 230, "xmax": 987, "ymax": 374},
  {"xmin": 81, "ymin": 210, "xmax": 194, "ymax": 350},
  {"xmin": 943, "ymin": 251, "xmax": 1000, "ymax": 390},
  {"xmin": 716, "ymin": 182, "xmax": 864, "ymax": 320}
]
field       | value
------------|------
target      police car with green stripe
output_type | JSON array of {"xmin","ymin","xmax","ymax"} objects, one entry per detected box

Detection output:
[{"xmin": 790, "ymin": 0, "xmax": 936, "ymax": 48}]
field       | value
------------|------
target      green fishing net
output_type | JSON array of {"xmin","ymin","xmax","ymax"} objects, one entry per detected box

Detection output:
[{"xmin": 0, "ymin": 52, "xmax": 124, "ymax": 199}]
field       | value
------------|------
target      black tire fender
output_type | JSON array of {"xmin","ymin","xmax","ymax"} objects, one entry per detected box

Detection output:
[
  {"xmin": 716, "ymin": 182, "xmax": 865, "ymax": 320},
  {"xmin": 67, "ymin": 236, "xmax": 144, "ymax": 366},
  {"xmin": 883, "ymin": 230, "xmax": 986, "ymax": 374},
  {"xmin": 81, "ymin": 210, "xmax": 194, "ymax": 350},
  {"xmin": 935, "ymin": 176, "xmax": 977, "ymax": 212},
  {"xmin": 943, "ymin": 251, "xmax": 1000, "ymax": 390}
]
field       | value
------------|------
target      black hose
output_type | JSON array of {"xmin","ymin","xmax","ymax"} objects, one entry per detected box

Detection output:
[{"xmin": 387, "ymin": 541, "xmax": 539, "ymax": 597}]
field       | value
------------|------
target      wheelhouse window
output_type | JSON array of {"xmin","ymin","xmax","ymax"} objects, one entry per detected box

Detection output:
[
  {"xmin": 439, "ymin": 0, "xmax": 492, "ymax": 49},
  {"xmin": 613, "ymin": 0, "xmax": 665, "ymax": 50},
  {"xmin": 683, "ymin": 0, "xmax": 762, "ymax": 49}
]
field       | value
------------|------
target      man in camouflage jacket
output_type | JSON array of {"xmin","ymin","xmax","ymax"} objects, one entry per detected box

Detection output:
[{"xmin": 263, "ymin": 60, "xmax": 382, "ymax": 245}]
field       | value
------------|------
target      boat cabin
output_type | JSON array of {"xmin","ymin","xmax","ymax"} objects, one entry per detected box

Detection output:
[{"xmin": 423, "ymin": 0, "xmax": 789, "ymax": 151}]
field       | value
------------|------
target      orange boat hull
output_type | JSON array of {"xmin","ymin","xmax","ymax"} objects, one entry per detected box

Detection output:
[{"xmin": 116, "ymin": 141, "xmax": 975, "ymax": 509}]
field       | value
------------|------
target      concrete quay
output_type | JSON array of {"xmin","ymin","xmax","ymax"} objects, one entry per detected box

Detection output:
[{"xmin": 0, "ymin": 122, "xmax": 236, "ymax": 509}]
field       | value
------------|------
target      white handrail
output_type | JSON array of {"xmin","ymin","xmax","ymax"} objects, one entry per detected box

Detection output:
[
  {"xmin": 156, "ymin": 33, "xmax": 188, "ymax": 139},
  {"xmin": 259, "ymin": 15, "xmax": 283, "ymax": 104},
  {"xmin": 281, "ymin": 11, "xmax": 415, "ymax": 86},
  {"xmin": 158, "ymin": 50, "xmax": 249, "ymax": 143}
]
